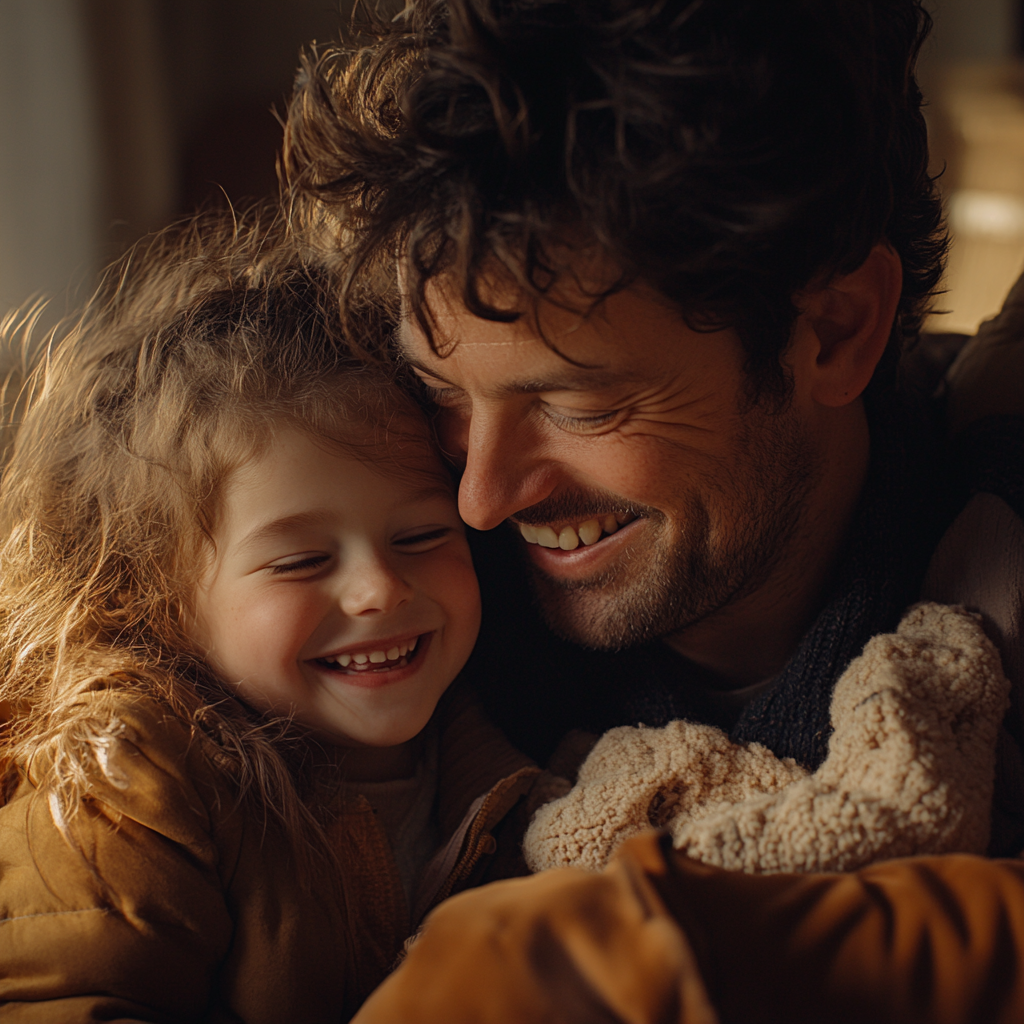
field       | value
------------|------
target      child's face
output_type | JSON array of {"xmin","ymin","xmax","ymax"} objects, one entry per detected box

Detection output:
[{"xmin": 192, "ymin": 422, "xmax": 481, "ymax": 749}]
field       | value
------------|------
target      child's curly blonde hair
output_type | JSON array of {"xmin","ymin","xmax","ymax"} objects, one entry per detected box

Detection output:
[{"xmin": 0, "ymin": 204, "xmax": 423, "ymax": 877}]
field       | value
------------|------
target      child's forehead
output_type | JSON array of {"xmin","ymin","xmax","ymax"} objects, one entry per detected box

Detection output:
[
  {"xmin": 202, "ymin": 402, "xmax": 452, "ymax": 540},
  {"xmin": 272, "ymin": 412, "xmax": 450, "ymax": 490},
  {"xmin": 215, "ymin": 423, "xmax": 456, "ymax": 541},
  {"xmin": 307, "ymin": 407, "xmax": 442, "ymax": 469}
]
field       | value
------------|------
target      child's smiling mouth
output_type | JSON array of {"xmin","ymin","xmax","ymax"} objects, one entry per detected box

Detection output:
[{"xmin": 311, "ymin": 633, "xmax": 428, "ymax": 675}]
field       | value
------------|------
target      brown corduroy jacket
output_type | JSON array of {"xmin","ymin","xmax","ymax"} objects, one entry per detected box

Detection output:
[
  {"xmin": 0, "ymin": 682, "xmax": 538, "ymax": 1023},
  {"xmin": 355, "ymin": 829, "xmax": 1024, "ymax": 1024}
]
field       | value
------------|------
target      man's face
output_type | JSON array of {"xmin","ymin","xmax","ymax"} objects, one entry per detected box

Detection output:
[{"xmin": 400, "ymin": 279, "xmax": 820, "ymax": 651}]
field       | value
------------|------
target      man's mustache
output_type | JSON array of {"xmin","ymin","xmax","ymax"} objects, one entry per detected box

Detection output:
[{"xmin": 510, "ymin": 492, "xmax": 655, "ymax": 527}]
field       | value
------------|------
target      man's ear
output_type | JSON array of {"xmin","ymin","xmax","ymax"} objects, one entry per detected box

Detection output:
[{"xmin": 792, "ymin": 244, "xmax": 903, "ymax": 407}]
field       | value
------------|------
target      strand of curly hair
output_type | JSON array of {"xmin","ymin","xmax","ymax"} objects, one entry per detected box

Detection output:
[{"xmin": 284, "ymin": 0, "xmax": 948, "ymax": 405}]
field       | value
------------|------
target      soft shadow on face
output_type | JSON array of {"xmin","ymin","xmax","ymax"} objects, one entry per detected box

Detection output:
[{"xmin": 523, "ymin": 408, "xmax": 818, "ymax": 651}]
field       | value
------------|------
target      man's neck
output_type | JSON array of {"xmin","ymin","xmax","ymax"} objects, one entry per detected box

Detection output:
[{"xmin": 664, "ymin": 405, "xmax": 871, "ymax": 689}]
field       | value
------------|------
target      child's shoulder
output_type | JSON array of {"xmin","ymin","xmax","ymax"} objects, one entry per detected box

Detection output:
[
  {"xmin": 0, "ymin": 683, "xmax": 260, "ymax": 1019},
  {"xmin": 22, "ymin": 682, "xmax": 243, "ymax": 853}
]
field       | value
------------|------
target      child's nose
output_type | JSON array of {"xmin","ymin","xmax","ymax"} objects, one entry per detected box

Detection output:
[{"xmin": 339, "ymin": 555, "xmax": 414, "ymax": 617}]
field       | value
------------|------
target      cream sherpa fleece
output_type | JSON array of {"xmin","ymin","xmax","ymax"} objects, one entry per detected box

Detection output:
[{"xmin": 524, "ymin": 603, "xmax": 1011, "ymax": 874}]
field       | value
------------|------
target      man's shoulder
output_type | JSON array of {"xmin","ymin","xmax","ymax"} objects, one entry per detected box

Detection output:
[{"xmin": 922, "ymin": 415, "xmax": 1024, "ymax": 856}]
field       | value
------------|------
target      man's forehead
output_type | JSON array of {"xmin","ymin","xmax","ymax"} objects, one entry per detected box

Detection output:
[
  {"xmin": 396, "ymin": 318, "xmax": 674, "ymax": 403},
  {"xmin": 396, "ymin": 296, "xmax": 623, "ymax": 377},
  {"xmin": 396, "ymin": 256, "xmax": 653, "ymax": 351},
  {"xmin": 394, "ymin": 273, "xmax": 722, "ymax": 392},
  {"xmin": 397, "ymin": 289, "xmax": 657, "ymax": 364},
  {"xmin": 396, "ymin": 316, "xmax": 537, "ymax": 352},
  {"xmin": 396, "ymin": 297, "xmax": 576, "ymax": 354}
]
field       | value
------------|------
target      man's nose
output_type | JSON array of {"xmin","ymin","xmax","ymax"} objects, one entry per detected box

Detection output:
[
  {"xmin": 339, "ymin": 553, "xmax": 414, "ymax": 617},
  {"xmin": 455, "ymin": 409, "xmax": 556, "ymax": 531}
]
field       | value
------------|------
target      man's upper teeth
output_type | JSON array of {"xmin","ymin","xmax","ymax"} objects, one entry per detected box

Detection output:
[
  {"xmin": 518, "ymin": 514, "xmax": 630, "ymax": 550},
  {"xmin": 327, "ymin": 640, "xmax": 414, "ymax": 669}
]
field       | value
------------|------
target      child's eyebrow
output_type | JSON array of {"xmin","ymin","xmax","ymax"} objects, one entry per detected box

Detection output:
[
  {"xmin": 235, "ymin": 487, "xmax": 456, "ymax": 552},
  {"xmin": 237, "ymin": 509, "xmax": 336, "ymax": 552}
]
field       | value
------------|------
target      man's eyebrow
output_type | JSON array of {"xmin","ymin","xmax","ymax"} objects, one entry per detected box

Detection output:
[{"xmin": 402, "ymin": 356, "xmax": 643, "ymax": 395}]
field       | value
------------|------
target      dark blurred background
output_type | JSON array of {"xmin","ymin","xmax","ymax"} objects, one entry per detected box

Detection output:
[
  {"xmin": 0, "ymin": 0, "xmax": 352, "ymax": 336},
  {"xmin": 1, "ymin": 0, "xmax": 1024, "ymax": 341}
]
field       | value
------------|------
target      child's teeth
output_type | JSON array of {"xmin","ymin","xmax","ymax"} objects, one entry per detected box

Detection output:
[
  {"xmin": 329, "ymin": 639, "xmax": 422, "ymax": 670},
  {"xmin": 558, "ymin": 525, "xmax": 579, "ymax": 550},
  {"xmin": 578, "ymin": 519, "xmax": 602, "ymax": 545}
]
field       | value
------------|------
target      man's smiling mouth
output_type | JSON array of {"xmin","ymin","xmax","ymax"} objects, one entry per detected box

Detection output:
[
  {"xmin": 313, "ymin": 634, "xmax": 427, "ymax": 673},
  {"xmin": 515, "ymin": 512, "xmax": 638, "ymax": 551}
]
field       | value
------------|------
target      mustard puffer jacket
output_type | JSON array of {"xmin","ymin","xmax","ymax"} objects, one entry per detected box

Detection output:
[{"xmin": 0, "ymin": 684, "xmax": 539, "ymax": 1023}]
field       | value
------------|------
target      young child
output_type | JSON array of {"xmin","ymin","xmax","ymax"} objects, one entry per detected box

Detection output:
[{"xmin": 0, "ymin": 209, "xmax": 538, "ymax": 1022}]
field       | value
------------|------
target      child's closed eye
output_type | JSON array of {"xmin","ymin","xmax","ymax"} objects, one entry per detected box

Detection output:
[
  {"xmin": 393, "ymin": 527, "xmax": 452, "ymax": 552},
  {"xmin": 267, "ymin": 553, "xmax": 330, "ymax": 575}
]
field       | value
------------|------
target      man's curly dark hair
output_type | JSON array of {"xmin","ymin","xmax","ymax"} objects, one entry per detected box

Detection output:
[{"xmin": 284, "ymin": 0, "xmax": 947, "ymax": 401}]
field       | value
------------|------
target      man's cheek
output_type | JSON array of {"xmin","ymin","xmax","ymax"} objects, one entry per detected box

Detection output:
[
  {"xmin": 564, "ymin": 445, "xmax": 663, "ymax": 506},
  {"xmin": 579, "ymin": 431, "xmax": 718, "ymax": 502}
]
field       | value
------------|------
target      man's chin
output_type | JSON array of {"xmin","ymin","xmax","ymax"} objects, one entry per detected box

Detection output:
[
  {"xmin": 524, "ymin": 528, "xmax": 756, "ymax": 652},
  {"xmin": 528, "ymin": 570, "xmax": 687, "ymax": 652}
]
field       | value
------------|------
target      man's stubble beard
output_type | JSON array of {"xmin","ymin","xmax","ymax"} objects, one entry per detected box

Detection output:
[{"xmin": 527, "ymin": 410, "xmax": 821, "ymax": 652}]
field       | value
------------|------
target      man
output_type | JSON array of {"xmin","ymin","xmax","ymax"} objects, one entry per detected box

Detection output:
[
  {"xmin": 285, "ymin": 0, "xmax": 1024, "ymax": 1018},
  {"xmin": 288, "ymin": 0, "xmax": 1021, "ymax": 820}
]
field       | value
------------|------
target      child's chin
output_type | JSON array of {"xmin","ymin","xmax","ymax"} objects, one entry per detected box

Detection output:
[{"xmin": 328, "ymin": 708, "xmax": 439, "ymax": 751}]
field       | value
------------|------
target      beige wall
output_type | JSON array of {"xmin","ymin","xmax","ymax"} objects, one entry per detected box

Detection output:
[
  {"xmin": 1, "ymin": 0, "xmax": 1022, "ymax": 342},
  {"xmin": 924, "ymin": 0, "xmax": 1016, "ymax": 64},
  {"xmin": 921, "ymin": 1, "xmax": 1024, "ymax": 333},
  {"xmin": 0, "ymin": 0, "xmax": 101, "ymax": 335},
  {"xmin": 0, "ymin": 0, "xmax": 349, "ymax": 340}
]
